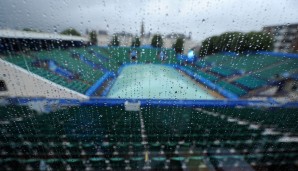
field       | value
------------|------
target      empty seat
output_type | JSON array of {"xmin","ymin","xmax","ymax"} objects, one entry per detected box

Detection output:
[
  {"xmin": 32, "ymin": 143, "xmax": 49, "ymax": 156},
  {"xmin": 115, "ymin": 142, "xmax": 130, "ymax": 154},
  {"xmin": 66, "ymin": 158, "xmax": 85, "ymax": 171},
  {"xmin": 132, "ymin": 143, "xmax": 144, "ymax": 155},
  {"xmin": 66, "ymin": 144, "xmax": 81, "ymax": 157},
  {"xmin": 110, "ymin": 157, "xmax": 126, "ymax": 170},
  {"xmin": 16, "ymin": 143, "xmax": 32, "ymax": 157},
  {"xmin": 1, "ymin": 144, "xmax": 15, "ymax": 157},
  {"xmin": 187, "ymin": 156, "xmax": 206, "ymax": 170},
  {"xmin": 89, "ymin": 157, "xmax": 106, "ymax": 170},
  {"xmin": 46, "ymin": 158, "xmax": 65, "ymax": 171},
  {"xmin": 169, "ymin": 157, "xmax": 185, "ymax": 171},
  {"xmin": 23, "ymin": 159, "xmax": 40, "ymax": 171},
  {"xmin": 149, "ymin": 142, "xmax": 162, "ymax": 152},
  {"xmin": 164, "ymin": 142, "xmax": 177, "ymax": 156},
  {"xmin": 2, "ymin": 158, "xmax": 24, "ymax": 171},
  {"xmin": 129, "ymin": 157, "xmax": 145, "ymax": 170},
  {"xmin": 82, "ymin": 143, "xmax": 97, "ymax": 156},
  {"xmin": 101, "ymin": 143, "xmax": 114, "ymax": 157},
  {"xmin": 51, "ymin": 144, "xmax": 66, "ymax": 156},
  {"xmin": 150, "ymin": 157, "xmax": 166, "ymax": 170}
]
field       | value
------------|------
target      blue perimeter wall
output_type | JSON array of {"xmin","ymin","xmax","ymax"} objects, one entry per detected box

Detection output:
[
  {"xmin": 4, "ymin": 97, "xmax": 290, "ymax": 108},
  {"xmin": 171, "ymin": 64, "xmax": 239, "ymax": 99}
]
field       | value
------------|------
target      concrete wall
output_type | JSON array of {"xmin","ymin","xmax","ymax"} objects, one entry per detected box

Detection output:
[{"xmin": 0, "ymin": 59, "xmax": 88, "ymax": 100}]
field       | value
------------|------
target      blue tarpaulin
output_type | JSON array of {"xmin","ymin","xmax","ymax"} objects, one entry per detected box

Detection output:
[
  {"xmin": 48, "ymin": 60, "xmax": 75, "ymax": 79},
  {"xmin": 85, "ymin": 72, "xmax": 116, "ymax": 96}
]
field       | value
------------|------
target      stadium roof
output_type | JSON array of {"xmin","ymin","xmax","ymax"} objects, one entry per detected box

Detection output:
[{"xmin": 0, "ymin": 29, "xmax": 88, "ymax": 42}]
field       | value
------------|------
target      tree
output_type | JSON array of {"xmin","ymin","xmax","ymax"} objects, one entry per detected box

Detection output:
[
  {"xmin": 229, "ymin": 32, "xmax": 247, "ymax": 52},
  {"xmin": 61, "ymin": 28, "xmax": 81, "ymax": 36},
  {"xmin": 89, "ymin": 30, "xmax": 98, "ymax": 45},
  {"xmin": 198, "ymin": 37, "xmax": 212, "ymax": 57},
  {"xmin": 131, "ymin": 37, "xmax": 141, "ymax": 47},
  {"xmin": 151, "ymin": 34, "xmax": 163, "ymax": 48},
  {"xmin": 110, "ymin": 35, "xmax": 120, "ymax": 46},
  {"xmin": 173, "ymin": 37, "xmax": 184, "ymax": 54},
  {"xmin": 198, "ymin": 31, "xmax": 274, "ymax": 57},
  {"xmin": 245, "ymin": 32, "xmax": 273, "ymax": 51}
]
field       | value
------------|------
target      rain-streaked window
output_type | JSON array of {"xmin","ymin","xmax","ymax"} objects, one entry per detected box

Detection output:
[{"xmin": 0, "ymin": 0, "xmax": 298, "ymax": 170}]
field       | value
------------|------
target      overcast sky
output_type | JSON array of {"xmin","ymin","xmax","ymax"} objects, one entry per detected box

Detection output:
[{"xmin": 0, "ymin": 0, "xmax": 297, "ymax": 42}]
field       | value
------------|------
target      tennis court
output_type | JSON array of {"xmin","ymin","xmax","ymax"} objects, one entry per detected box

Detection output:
[{"xmin": 107, "ymin": 64, "xmax": 215, "ymax": 99}]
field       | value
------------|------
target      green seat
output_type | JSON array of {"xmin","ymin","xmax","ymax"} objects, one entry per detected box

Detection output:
[
  {"xmin": 187, "ymin": 156, "xmax": 206, "ymax": 170},
  {"xmin": 149, "ymin": 142, "xmax": 162, "ymax": 152},
  {"xmin": 110, "ymin": 157, "xmax": 125, "ymax": 170},
  {"xmin": 101, "ymin": 143, "xmax": 114, "ymax": 157},
  {"xmin": 209, "ymin": 67, "xmax": 235, "ymax": 77},
  {"xmin": 32, "ymin": 143, "xmax": 49, "ymax": 156},
  {"xmin": 50, "ymin": 144, "xmax": 65, "ymax": 156},
  {"xmin": 46, "ymin": 159, "xmax": 65, "ymax": 171},
  {"xmin": 89, "ymin": 157, "xmax": 106, "ymax": 170},
  {"xmin": 151, "ymin": 157, "xmax": 166, "ymax": 170},
  {"xmin": 132, "ymin": 143, "xmax": 144, "ymax": 155},
  {"xmin": 217, "ymin": 81, "xmax": 247, "ymax": 96},
  {"xmin": 235, "ymin": 76, "xmax": 267, "ymax": 89},
  {"xmin": 66, "ymin": 158, "xmax": 85, "ymax": 170},
  {"xmin": 164, "ymin": 142, "xmax": 177, "ymax": 155},
  {"xmin": 82, "ymin": 143, "xmax": 96, "ymax": 155},
  {"xmin": 23, "ymin": 159, "xmax": 40, "ymax": 170},
  {"xmin": 3, "ymin": 158, "xmax": 24, "ymax": 171},
  {"xmin": 169, "ymin": 157, "xmax": 185, "ymax": 171},
  {"xmin": 116, "ymin": 142, "xmax": 130, "ymax": 154},
  {"xmin": 197, "ymin": 70, "xmax": 218, "ymax": 82},
  {"xmin": 66, "ymin": 144, "xmax": 81, "ymax": 157},
  {"xmin": 16, "ymin": 143, "xmax": 32, "ymax": 157},
  {"xmin": 244, "ymin": 154, "xmax": 263, "ymax": 166},
  {"xmin": 179, "ymin": 142, "xmax": 192, "ymax": 154},
  {"xmin": 130, "ymin": 157, "xmax": 145, "ymax": 170}
]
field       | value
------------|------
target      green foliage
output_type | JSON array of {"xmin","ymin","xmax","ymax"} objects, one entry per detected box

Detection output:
[
  {"xmin": 173, "ymin": 37, "xmax": 184, "ymax": 54},
  {"xmin": 245, "ymin": 32, "xmax": 274, "ymax": 51},
  {"xmin": 109, "ymin": 35, "xmax": 120, "ymax": 46},
  {"xmin": 131, "ymin": 37, "xmax": 141, "ymax": 47},
  {"xmin": 198, "ymin": 31, "xmax": 273, "ymax": 57},
  {"xmin": 89, "ymin": 30, "xmax": 98, "ymax": 45},
  {"xmin": 61, "ymin": 28, "xmax": 81, "ymax": 36},
  {"xmin": 151, "ymin": 34, "xmax": 163, "ymax": 48}
]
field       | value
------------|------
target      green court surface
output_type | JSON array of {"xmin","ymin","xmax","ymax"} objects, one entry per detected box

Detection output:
[{"xmin": 107, "ymin": 64, "xmax": 215, "ymax": 99}]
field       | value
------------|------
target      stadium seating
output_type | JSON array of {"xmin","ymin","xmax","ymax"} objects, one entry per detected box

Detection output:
[
  {"xmin": 195, "ymin": 60, "xmax": 211, "ymax": 69},
  {"xmin": 253, "ymin": 58, "xmax": 298, "ymax": 81},
  {"xmin": 35, "ymin": 49, "xmax": 105, "ymax": 84},
  {"xmin": 1, "ymin": 50, "xmax": 107, "ymax": 94},
  {"xmin": 234, "ymin": 76, "xmax": 267, "ymax": 89},
  {"xmin": 92, "ymin": 46, "xmax": 176, "ymax": 65},
  {"xmin": 2, "ymin": 47, "xmax": 298, "ymax": 98},
  {"xmin": 203, "ymin": 54, "xmax": 283, "ymax": 72},
  {"xmin": 180, "ymin": 65, "xmax": 220, "ymax": 83},
  {"xmin": 6, "ymin": 64, "xmax": 89, "ymax": 94},
  {"xmin": 1, "ymin": 104, "xmax": 297, "ymax": 170},
  {"xmin": 217, "ymin": 81, "xmax": 247, "ymax": 96},
  {"xmin": 209, "ymin": 67, "xmax": 238, "ymax": 77},
  {"xmin": 182, "ymin": 52, "xmax": 298, "ymax": 97}
]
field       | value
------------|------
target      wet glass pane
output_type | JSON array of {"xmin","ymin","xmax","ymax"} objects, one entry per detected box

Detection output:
[{"xmin": 0, "ymin": 0, "xmax": 298, "ymax": 170}]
